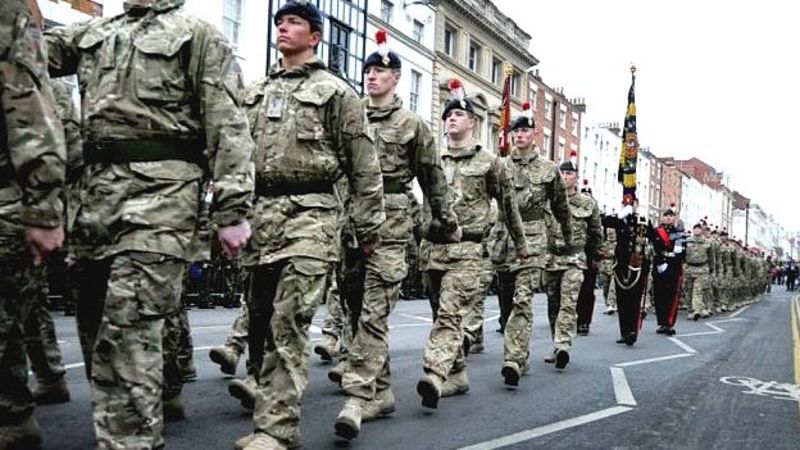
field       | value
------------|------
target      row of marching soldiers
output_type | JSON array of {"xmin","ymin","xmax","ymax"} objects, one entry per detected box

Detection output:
[{"xmin": 0, "ymin": 3, "xmax": 775, "ymax": 450}]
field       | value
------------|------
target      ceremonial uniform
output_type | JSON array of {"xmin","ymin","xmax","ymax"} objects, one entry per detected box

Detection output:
[{"xmin": 651, "ymin": 219, "xmax": 686, "ymax": 334}]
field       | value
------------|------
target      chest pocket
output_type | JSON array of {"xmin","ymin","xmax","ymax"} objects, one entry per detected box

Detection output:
[
  {"xmin": 76, "ymin": 30, "xmax": 110, "ymax": 95},
  {"xmin": 377, "ymin": 128, "xmax": 414, "ymax": 174},
  {"xmin": 292, "ymin": 87, "xmax": 336, "ymax": 142},
  {"xmin": 570, "ymin": 202, "xmax": 592, "ymax": 239},
  {"xmin": 459, "ymin": 164, "xmax": 490, "ymax": 203},
  {"xmin": 132, "ymin": 32, "xmax": 192, "ymax": 103}
]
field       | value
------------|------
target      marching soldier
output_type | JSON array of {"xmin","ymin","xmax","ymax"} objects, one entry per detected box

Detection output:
[
  {"xmin": 493, "ymin": 102, "xmax": 572, "ymax": 386},
  {"xmin": 234, "ymin": 1, "xmax": 385, "ymax": 448},
  {"xmin": 603, "ymin": 201, "xmax": 654, "ymax": 346},
  {"xmin": 333, "ymin": 30, "xmax": 459, "ymax": 440},
  {"xmin": 651, "ymin": 205, "xmax": 686, "ymax": 335},
  {"xmin": 1, "ymin": 1, "xmax": 66, "ymax": 447},
  {"xmin": 45, "ymin": 0, "xmax": 255, "ymax": 446},
  {"xmin": 416, "ymin": 79, "xmax": 526, "ymax": 408},
  {"xmin": 684, "ymin": 223, "xmax": 715, "ymax": 319},
  {"xmin": 543, "ymin": 160, "xmax": 601, "ymax": 369}
]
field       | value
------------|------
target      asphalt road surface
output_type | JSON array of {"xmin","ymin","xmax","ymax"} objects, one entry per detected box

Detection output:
[{"xmin": 36, "ymin": 288, "xmax": 800, "ymax": 449}]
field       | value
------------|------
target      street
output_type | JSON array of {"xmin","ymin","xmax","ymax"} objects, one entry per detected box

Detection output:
[{"xmin": 37, "ymin": 289, "xmax": 800, "ymax": 450}]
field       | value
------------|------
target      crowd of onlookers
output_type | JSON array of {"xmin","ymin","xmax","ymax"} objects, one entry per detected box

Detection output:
[{"xmin": 772, "ymin": 261, "xmax": 799, "ymax": 292}]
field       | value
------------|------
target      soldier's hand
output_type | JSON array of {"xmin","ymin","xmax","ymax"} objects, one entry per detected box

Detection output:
[
  {"xmin": 25, "ymin": 226, "xmax": 64, "ymax": 266},
  {"xmin": 360, "ymin": 233, "xmax": 380, "ymax": 258},
  {"xmin": 444, "ymin": 225, "xmax": 463, "ymax": 243},
  {"xmin": 517, "ymin": 246, "xmax": 529, "ymax": 260},
  {"xmin": 218, "ymin": 221, "xmax": 251, "ymax": 259}
]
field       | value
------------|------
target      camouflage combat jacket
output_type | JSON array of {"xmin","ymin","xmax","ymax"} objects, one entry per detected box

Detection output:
[
  {"xmin": 241, "ymin": 58, "xmax": 384, "ymax": 266},
  {"xmin": 685, "ymin": 235, "xmax": 715, "ymax": 274},
  {"xmin": 546, "ymin": 190, "xmax": 602, "ymax": 271},
  {"xmin": 490, "ymin": 148, "xmax": 572, "ymax": 272},
  {"xmin": 599, "ymin": 224, "xmax": 617, "ymax": 273},
  {"xmin": 420, "ymin": 145, "xmax": 524, "ymax": 272},
  {"xmin": 1, "ymin": 2, "xmax": 66, "ymax": 258},
  {"xmin": 45, "ymin": 0, "xmax": 255, "ymax": 261},
  {"xmin": 49, "ymin": 78, "xmax": 82, "ymax": 233}
]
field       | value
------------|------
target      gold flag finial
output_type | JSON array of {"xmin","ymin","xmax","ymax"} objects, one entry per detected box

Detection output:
[
  {"xmin": 504, "ymin": 62, "xmax": 514, "ymax": 76},
  {"xmin": 630, "ymin": 64, "xmax": 637, "ymax": 74}
]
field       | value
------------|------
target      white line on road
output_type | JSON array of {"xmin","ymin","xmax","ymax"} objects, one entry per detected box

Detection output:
[
  {"xmin": 457, "ymin": 406, "xmax": 633, "ymax": 450},
  {"xmin": 614, "ymin": 353, "xmax": 693, "ymax": 368},
  {"xmin": 610, "ymin": 367, "xmax": 637, "ymax": 406},
  {"xmin": 729, "ymin": 305, "xmax": 751, "ymax": 318},
  {"xmin": 668, "ymin": 337, "xmax": 697, "ymax": 354},
  {"xmin": 399, "ymin": 313, "xmax": 432, "ymax": 323}
]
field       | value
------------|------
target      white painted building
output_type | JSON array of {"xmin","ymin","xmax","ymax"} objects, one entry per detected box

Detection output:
[
  {"xmin": 367, "ymin": 0, "xmax": 436, "ymax": 126},
  {"xmin": 680, "ymin": 173, "xmax": 706, "ymax": 230},
  {"xmin": 578, "ymin": 118, "xmax": 622, "ymax": 214},
  {"xmin": 636, "ymin": 151, "xmax": 652, "ymax": 218}
]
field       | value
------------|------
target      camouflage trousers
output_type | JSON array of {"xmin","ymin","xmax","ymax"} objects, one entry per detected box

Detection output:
[
  {"xmin": 598, "ymin": 265, "xmax": 617, "ymax": 310},
  {"xmin": 70, "ymin": 252, "xmax": 184, "ymax": 450},
  {"xmin": 163, "ymin": 300, "xmax": 192, "ymax": 397},
  {"xmin": 250, "ymin": 257, "xmax": 330, "ymax": 447},
  {"xmin": 422, "ymin": 268, "xmax": 492, "ymax": 381},
  {"xmin": 684, "ymin": 268, "xmax": 711, "ymax": 315},
  {"xmin": 341, "ymin": 243, "xmax": 406, "ymax": 401},
  {"xmin": 503, "ymin": 267, "xmax": 543, "ymax": 369},
  {"xmin": 544, "ymin": 268, "xmax": 583, "ymax": 352},
  {"xmin": 0, "ymin": 254, "xmax": 37, "ymax": 422},
  {"xmin": 224, "ymin": 302, "xmax": 249, "ymax": 354},
  {"xmin": 462, "ymin": 271, "xmax": 493, "ymax": 349},
  {"xmin": 23, "ymin": 265, "xmax": 66, "ymax": 383},
  {"xmin": 320, "ymin": 267, "xmax": 351, "ymax": 352}
]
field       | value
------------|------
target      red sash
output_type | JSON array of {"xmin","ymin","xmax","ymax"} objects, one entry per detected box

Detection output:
[{"xmin": 656, "ymin": 226, "xmax": 671, "ymax": 248}]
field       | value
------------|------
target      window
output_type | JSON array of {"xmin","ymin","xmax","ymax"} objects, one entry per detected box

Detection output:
[
  {"xmin": 544, "ymin": 98, "xmax": 553, "ymax": 118},
  {"xmin": 222, "ymin": 0, "xmax": 243, "ymax": 48},
  {"xmin": 543, "ymin": 130, "xmax": 552, "ymax": 155},
  {"xmin": 412, "ymin": 20, "xmax": 424, "ymax": 43},
  {"xmin": 491, "ymin": 58, "xmax": 502, "ymax": 85},
  {"xmin": 444, "ymin": 25, "xmax": 457, "ymax": 57},
  {"xmin": 329, "ymin": 20, "xmax": 351, "ymax": 77},
  {"xmin": 571, "ymin": 112, "xmax": 579, "ymax": 136},
  {"xmin": 468, "ymin": 42, "xmax": 481, "ymax": 73},
  {"xmin": 380, "ymin": 0, "xmax": 393, "ymax": 23},
  {"xmin": 511, "ymin": 72, "xmax": 520, "ymax": 98},
  {"xmin": 528, "ymin": 83, "xmax": 537, "ymax": 109},
  {"xmin": 559, "ymin": 105, "xmax": 567, "ymax": 129},
  {"xmin": 410, "ymin": 70, "xmax": 421, "ymax": 113}
]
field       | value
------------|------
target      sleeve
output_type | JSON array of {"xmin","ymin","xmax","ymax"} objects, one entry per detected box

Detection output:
[
  {"xmin": 547, "ymin": 168, "xmax": 573, "ymax": 246},
  {"xmin": 45, "ymin": 21, "xmax": 90, "ymax": 78},
  {"xmin": 189, "ymin": 26, "xmax": 255, "ymax": 228},
  {"xmin": 5, "ymin": 13, "xmax": 66, "ymax": 228},
  {"xmin": 489, "ymin": 157, "xmax": 525, "ymax": 250},
  {"xmin": 411, "ymin": 118, "xmax": 457, "ymax": 232},
  {"xmin": 49, "ymin": 79, "xmax": 83, "ymax": 183},
  {"xmin": 709, "ymin": 242, "xmax": 716, "ymax": 274},
  {"xmin": 585, "ymin": 199, "xmax": 603, "ymax": 262},
  {"xmin": 332, "ymin": 89, "xmax": 385, "ymax": 241}
]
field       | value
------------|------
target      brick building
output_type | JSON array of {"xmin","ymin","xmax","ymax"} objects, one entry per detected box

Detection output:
[
  {"xmin": 527, "ymin": 72, "xmax": 584, "ymax": 162},
  {"xmin": 659, "ymin": 158, "xmax": 683, "ymax": 216}
]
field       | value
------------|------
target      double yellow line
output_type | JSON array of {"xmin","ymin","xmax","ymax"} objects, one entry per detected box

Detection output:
[{"xmin": 791, "ymin": 295, "xmax": 800, "ymax": 416}]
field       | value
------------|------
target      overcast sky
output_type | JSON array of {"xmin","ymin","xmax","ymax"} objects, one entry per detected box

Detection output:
[{"xmin": 493, "ymin": 0, "xmax": 799, "ymax": 232}]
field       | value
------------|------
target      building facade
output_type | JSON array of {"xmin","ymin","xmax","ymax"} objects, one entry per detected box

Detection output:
[
  {"xmin": 578, "ymin": 118, "xmax": 622, "ymax": 214},
  {"xmin": 659, "ymin": 159, "xmax": 683, "ymax": 217},
  {"xmin": 432, "ymin": 0, "xmax": 538, "ymax": 150},
  {"xmin": 367, "ymin": 0, "xmax": 437, "ymax": 124},
  {"xmin": 528, "ymin": 72, "xmax": 583, "ymax": 163}
]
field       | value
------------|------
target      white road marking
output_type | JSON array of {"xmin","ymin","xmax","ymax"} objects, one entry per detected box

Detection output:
[
  {"xmin": 729, "ymin": 305, "xmax": 751, "ymax": 318},
  {"xmin": 614, "ymin": 353, "xmax": 694, "ymax": 368},
  {"xmin": 484, "ymin": 314, "xmax": 500, "ymax": 323},
  {"xmin": 668, "ymin": 337, "xmax": 697, "ymax": 354},
  {"xmin": 65, "ymin": 362, "xmax": 85, "ymax": 370},
  {"xmin": 457, "ymin": 406, "xmax": 633, "ymax": 450},
  {"xmin": 399, "ymin": 313, "xmax": 432, "ymax": 323},
  {"xmin": 610, "ymin": 367, "xmax": 637, "ymax": 406}
]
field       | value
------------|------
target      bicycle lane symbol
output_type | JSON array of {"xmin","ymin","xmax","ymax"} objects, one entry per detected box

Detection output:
[{"xmin": 719, "ymin": 376, "xmax": 800, "ymax": 402}]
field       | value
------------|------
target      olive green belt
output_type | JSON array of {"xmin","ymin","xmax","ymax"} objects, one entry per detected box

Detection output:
[
  {"xmin": 521, "ymin": 210, "xmax": 545, "ymax": 221},
  {"xmin": 84, "ymin": 139, "xmax": 202, "ymax": 164},
  {"xmin": 382, "ymin": 178, "xmax": 406, "ymax": 195}
]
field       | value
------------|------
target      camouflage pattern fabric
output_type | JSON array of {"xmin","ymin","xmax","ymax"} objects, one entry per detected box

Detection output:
[
  {"xmin": 1, "ymin": 0, "xmax": 66, "ymax": 424},
  {"xmin": 225, "ymin": 302, "xmax": 249, "ymax": 354},
  {"xmin": 251, "ymin": 257, "xmax": 329, "ymax": 447},
  {"xmin": 45, "ymin": 0, "xmax": 255, "ymax": 261},
  {"xmin": 598, "ymin": 226, "xmax": 618, "ymax": 310},
  {"xmin": 544, "ymin": 267, "xmax": 584, "ymax": 351},
  {"xmin": 70, "ymin": 252, "xmax": 184, "ymax": 450},
  {"xmin": 243, "ymin": 56, "xmax": 384, "ymax": 446},
  {"xmin": 420, "ymin": 144, "xmax": 524, "ymax": 383},
  {"xmin": 23, "ymin": 266, "xmax": 66, "ymax": 383},
  {"xmin": 684, "ymin": 234, "xmax": 715, "ymax": 315},
  {"xmin": 342, "ymin": 94, "xmax": 457, "ymax": 402},
  {"xmin": 45, "ymin": 1, "xmax": 254, "ymax": 447},
  {"xmin": 502, "ymin": 267, "xmax": 543, "ymax": 368},
  {"xmin": 163, "ymin": 300, "xmax": 191, "ymax": 399}
]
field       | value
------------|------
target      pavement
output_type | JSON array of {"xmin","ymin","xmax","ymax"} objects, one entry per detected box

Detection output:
[{"xmin": 35, "ymin": 288, "xmax": 800, "ymax": 449}]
